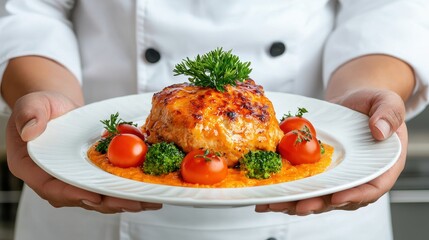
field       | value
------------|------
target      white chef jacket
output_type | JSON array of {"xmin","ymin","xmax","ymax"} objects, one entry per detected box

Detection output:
[{"xmin": 1, "ymin": 0, "xmax": 429, "ymax": 240}]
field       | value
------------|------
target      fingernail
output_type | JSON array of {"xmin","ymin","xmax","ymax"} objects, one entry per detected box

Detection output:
[
  {"xmin": 146, "ymin": 205, "xmax": 163, "ymax": 211},
  {"xmin": 20, "ymin": 118, "xmax": 37, "ymax": 136},
  {"xmin": 298, "ymin": 211, "xmax": 314, "ymax": 216},
  {"xmin": 255, "ymin": 206, "xmax": 269, "ymax": 213},
  {"xmin": 255, "ymin": 209, "xmax": 269, "ymax": 213},
  {"xmin": 144, "ymin": 207, "xmax": 162, "ymax": 211},
  {"xmin": 82, "ymin": 200, "xmax": 100, "ymax": 208},
  {"xmin": 121, "ymin": 208, "xmax": 138, "ymax": 213},
  {"xmin": 141, "ymin": 203, "xmax": 162, "ymax": 211},
  {"xmin": 375, "ymin": 119, "xmax": 391, "ymax": 139},
  {"xmin": 332, "ymin": 202, "xmax": 350, "ymax": 208}
]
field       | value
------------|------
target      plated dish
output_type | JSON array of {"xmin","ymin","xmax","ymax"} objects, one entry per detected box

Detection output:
[
  {"xmin": 27, "ymin": 92, "xmax": 401, "ymax": 207},
  {"xmin": 88, "ymin": 79, "xmax": 332, "ymax": 188}
]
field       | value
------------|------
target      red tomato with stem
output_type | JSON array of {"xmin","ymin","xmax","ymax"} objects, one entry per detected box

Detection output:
[
  {"xmin": 279, "ymin": 107, "xmax": 317, "ymax": 136},
  {"xmin": 279, "ymin": 117, "xmax": 317, "ymax": 137},
  {"xmin": 181, "ymin": 149, "xmax": 228, "ymax": 185},
  {"xmin": 277, "ymin": 129, "xmax": 321, "ymax": 165},
  {"xmin": 107, "ymin": 133, "xmax": 148, "ymax": 168},
  {"xmin": 102, "ymin": 123, "xmax": 145, "ymax": 140}
]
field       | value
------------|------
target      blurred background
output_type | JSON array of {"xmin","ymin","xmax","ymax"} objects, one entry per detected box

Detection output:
[{"xmin": 0, "ymin": 1, "xmax": 428, "ymax": 240}]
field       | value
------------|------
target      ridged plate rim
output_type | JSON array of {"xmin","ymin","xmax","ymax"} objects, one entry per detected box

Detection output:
[{"xmin": 27, "ymin": 92, "xmax": 401, "ymax": 207}]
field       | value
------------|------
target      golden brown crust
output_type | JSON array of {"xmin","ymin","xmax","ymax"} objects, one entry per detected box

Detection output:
[{"xmin": 143, "ymin": 80, "xmax": 284, "ymax": 166}]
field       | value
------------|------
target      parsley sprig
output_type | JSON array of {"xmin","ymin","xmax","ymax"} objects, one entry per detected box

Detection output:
[
  {"xmin": 195, "ymin": 149, "xmax": 222, "ymax": 162},
  {"xmin": 280, "ymin": 107, "xmax": 308, "ymax": 122},
  {"xmin": 291, "ymin": 125, "xmax": 313, "ymax": 144},
  {"xmin": 173, "ymin": 48, "xmax": 252, "ymax": 92},
  {"xmin": 95, "ymin": 112, "xmax": 136, "ymax": 153}
]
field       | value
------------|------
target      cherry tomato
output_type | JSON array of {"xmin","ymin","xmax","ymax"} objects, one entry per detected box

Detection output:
[
  {"xmin": 181, "ymin": 149, "xmax": 228, "ymax": 185},
  {"xmin": 102, "ymin": 123, "xmax": 145, "ymax": 140},
  {"xmin": 117, "ymin": 124, "xmax": 146, "ymax": 140},
  {"xmin": 277, "ymin": 130, "xmax": 321, "ymax": 165},
  {"xmin": 107, "ymin": 133, "xmax": 148, "ymax": 168},
  {"xmin": 279, "ymin": 117, "xmax": 317, "ymax": 137}
]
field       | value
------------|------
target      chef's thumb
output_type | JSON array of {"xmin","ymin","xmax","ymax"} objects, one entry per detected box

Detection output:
[
  {"xmin": 20, "ymin": 118, "xmax": 41, "ymax": 141},
  {"xmin": 13, "ymin": 94, "xmax": 51, "ymax": 142},
  {"xmin": 368, "ymin": 91, "xmax": 406, "ymax": 141},
  {"xmin": 13, "ymin": 92, "xmax": 78, "ymax": 142}
]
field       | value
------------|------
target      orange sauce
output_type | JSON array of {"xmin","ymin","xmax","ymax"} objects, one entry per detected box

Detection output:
[{"xmin": 88, "ymin": 144, "xmax": 333, "ymax": 188}]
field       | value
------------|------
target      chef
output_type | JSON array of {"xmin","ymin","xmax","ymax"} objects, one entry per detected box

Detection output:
[{"xmin": 0, "ymin": 0, "xmax": 428, "ymax": 239}]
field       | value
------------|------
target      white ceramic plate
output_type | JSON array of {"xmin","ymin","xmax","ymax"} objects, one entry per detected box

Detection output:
[{"xmin": 27, "ymin": 92, "xmax": 401, "ymax": 207}]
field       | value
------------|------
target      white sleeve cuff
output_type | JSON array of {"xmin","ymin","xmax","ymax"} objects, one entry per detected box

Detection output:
[
  {"xmin": 0, "ymin": 14, "xmax": 82, "ymax": 82},
  {"xmin": 0, "ymin": 13, "xmax": 82, "ymax": 114}
]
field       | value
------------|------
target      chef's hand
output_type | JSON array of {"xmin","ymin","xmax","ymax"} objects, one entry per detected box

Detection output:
[
  {"xmin": 255, "ymin": 88, "xmax": 407, "ymax": 215},
  {"xmin": 6, "ymin": 91, "xmax": 162, "ymax": 214}
]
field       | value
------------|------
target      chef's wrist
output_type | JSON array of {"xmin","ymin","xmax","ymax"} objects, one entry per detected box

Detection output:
[
  {"xmin": 325, "ymin": 54, "xmax": 415, "ymax": 102},
  {"xmin": 1, "ymin": 56, "xmax": 84, "ymax": 109}
]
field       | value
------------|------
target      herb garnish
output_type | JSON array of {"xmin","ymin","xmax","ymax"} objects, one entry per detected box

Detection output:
[
  {"xmin": 195, "ymin": 149, "xmax": 222, "ymax": 162},
  {"xmin": 280, "ymin": 107, "xmax": 308, "ymax": 122},
  {"xmin": 291, "ymin": 125, "xmax": 313, "ymax": 144},
  {"xmin": 173, "ymin": 48, "xmax": 252, "ymax": 92},
  {"xmin": 95, "ymin": 112, "xmax": 136, "ymax": 153}
]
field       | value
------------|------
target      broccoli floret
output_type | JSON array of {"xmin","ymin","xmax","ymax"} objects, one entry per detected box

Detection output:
[
  {"xmin": 143, "ymin": 142, "xmax": 185, "ymax": 175},
  {"xmin": 240, "ymin": 150, "xmax": 282, "ymax": 179}
]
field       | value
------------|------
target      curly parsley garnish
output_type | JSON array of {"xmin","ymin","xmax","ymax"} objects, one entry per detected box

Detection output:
[{"xmin": 173, "ymin": 48, "xmax": 252, "ymax": 92}]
